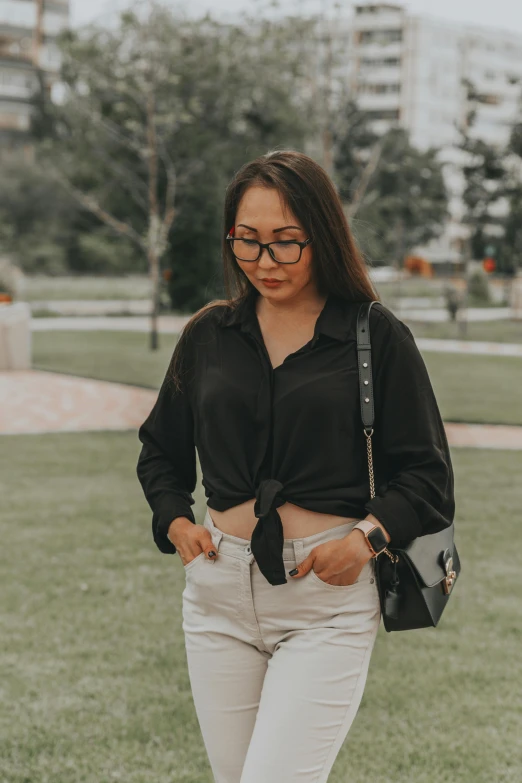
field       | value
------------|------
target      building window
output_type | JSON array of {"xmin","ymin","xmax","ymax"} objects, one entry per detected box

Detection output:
[
  {"xmin": 365, "ymin": 109, "xmax": 400, "ymax": 120},
  {"xmin": 359, "ymin": 29, "xmax": 403, "ymax": 45},
  {"xmin": 360, "ymin": 57, "xmax": 401, "ymax": 68},
  {"xmin": 359, "ymin": 82, "xmax": 401, "ymax": 94}
]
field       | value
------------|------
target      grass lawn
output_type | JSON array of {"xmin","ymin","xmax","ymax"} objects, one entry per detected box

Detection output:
[
  {"xmin": 375, "ymin": 275, "xmax": 508, "ymax": 303},
  {"xmin": 1, "ymin": 431, "xmax": 520, "ymax": 782},
  {"xmin": 33, "ymin": 330, "xmax": 522, "ymax": 426},
  {"xmin": 22, "ymin": 275, "xmax": 151, "ymax": 302},
  {"xmin": 374, "ymin": 278, "xmax": 448, "ymax": 299},
  {"xmin": 405, "ymin": 317, "xmax": 522, "ymax": 345},
  {"xmin": 33, "ymin": 331, "xmax": 176, "ymax": 390}
]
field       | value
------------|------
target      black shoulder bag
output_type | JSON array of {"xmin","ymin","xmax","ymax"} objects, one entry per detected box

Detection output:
[{"xmin": 356, "ymin": 301, "xmax": 461, "ymax": 632}]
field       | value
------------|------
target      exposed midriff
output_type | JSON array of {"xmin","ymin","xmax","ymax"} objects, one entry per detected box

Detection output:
[{"xmin": 206, "ymin": 499, "xmax": 359, "ymax": 540}]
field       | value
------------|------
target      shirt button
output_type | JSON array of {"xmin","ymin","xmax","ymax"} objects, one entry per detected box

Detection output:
[{"xmin": 245, "ymin": 545, "xmax": 251, "ymax": 553}]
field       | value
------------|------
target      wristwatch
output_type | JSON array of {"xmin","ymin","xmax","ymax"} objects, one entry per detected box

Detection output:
[{"xmin": 353, "ymin": 519, "xmax": 389, "ymax": 558}]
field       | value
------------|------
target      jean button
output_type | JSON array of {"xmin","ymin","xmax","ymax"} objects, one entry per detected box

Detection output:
[{"xmin": 245, "ymin": 545, "xmax": 251, "ymax": 553}]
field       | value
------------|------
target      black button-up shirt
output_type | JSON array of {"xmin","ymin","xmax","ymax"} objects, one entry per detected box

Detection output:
[{"xmin": 136, "ymin": 286, "xmax": 455, "ymax": 586}]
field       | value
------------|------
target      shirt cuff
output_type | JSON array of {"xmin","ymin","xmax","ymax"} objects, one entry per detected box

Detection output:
[
  {"xmin": 153, "ymin": 497, "xmax": 197, "ymax": 554},
  {"xmin": 364, "ymin": 488, "xmax": 424, "ymax": 545}
]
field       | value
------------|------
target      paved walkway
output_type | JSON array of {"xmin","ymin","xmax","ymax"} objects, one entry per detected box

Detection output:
[
  {"xmin": 0, "ymin": 370, "xmax": 156, "ymax": 435},
  {"xmin": 31, "ymin": 315, "xmax": 186, "ymax": 333},
  {"xmin": 444, "ymin": 422, "xmax": 522, "ymax": 450},
  {"xmin": 2, "ymin": 369, "xmax": 522, "ymax": 449},
  {"xmin": 30, "ymin": 299, "xmax": 150, "ymax": 316},
  {"xmin": 395, "ymin": 306, "xmax": 513, "ymax": 322},
  {"xmin": 414, "ymin": 338, "xmax": 522, "ymax": 357}
]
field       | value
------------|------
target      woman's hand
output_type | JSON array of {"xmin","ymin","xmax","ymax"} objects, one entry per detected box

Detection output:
[
  {"xmin": 289, "ymin": 529, "xmax": 373, "ymax": 586},
  {"xmin": 167, "ymin": 517, "xmax": 218, "ymax": 566}
]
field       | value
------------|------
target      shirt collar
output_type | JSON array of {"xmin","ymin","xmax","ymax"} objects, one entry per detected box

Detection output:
[{"xmin": 218, "ymin": 285, "xmax": 354, "ymax": 344}]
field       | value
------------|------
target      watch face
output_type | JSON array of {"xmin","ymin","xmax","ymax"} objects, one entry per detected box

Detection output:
[{"xmin": 367, "ymin": 527, "xmax": 387, "ymax": 553}]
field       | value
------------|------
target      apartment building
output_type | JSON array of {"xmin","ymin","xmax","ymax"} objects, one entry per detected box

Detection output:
[
  {"xmin": 0, "ymin": 0, "xmax": 69, "ymax": 148},
  {"xmin": 348, "ymin": 2, "xmax": 522, "ymax": 264}
]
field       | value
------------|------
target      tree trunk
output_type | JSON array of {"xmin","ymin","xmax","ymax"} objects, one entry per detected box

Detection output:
[
  {"xmin": 149, "ymin": 244, "xmax": 159, "ymax": 351},
  {"xmin": 147, "ymin": 89, "xmax": 160, "ymax": 352}
]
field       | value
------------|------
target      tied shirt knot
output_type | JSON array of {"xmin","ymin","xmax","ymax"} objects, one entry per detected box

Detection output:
[{"xmin": 251, "ymin": 478, "xmax": 287, "ymax": 586}]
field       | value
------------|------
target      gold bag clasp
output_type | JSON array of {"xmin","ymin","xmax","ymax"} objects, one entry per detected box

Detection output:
[{"xmin": 442, "ymin": 555, "xmax": 456, "ymax": 595}]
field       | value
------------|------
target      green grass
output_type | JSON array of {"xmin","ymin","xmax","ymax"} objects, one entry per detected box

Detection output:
[
  {"xmin": 405, "ymin": 317, "xmax": 522, "ymax": 344},
  {"xmin": 374, "ymin": 277, "xmax": 448, "ymax": 299},
  {"xmin": 1, "ymin": 432, "xmax": 520, "ymax": 782},
  {"xmin": 374, "ymin": 275, "xmax": 508, "ymax": 303},
  {"xmin": 33, "ymin": 330, "xmax": 522, "ymax": 426},
  {"xmin": 421, "ymin": 351, "xmax": 522, "ymax": 426},
  {"xmin": 33, "ymin": 331, "xmax": 176, "ymax": 389},
  {"xmin": 22, "ymin": 274, "xmax": 151, "ymax": 301}
]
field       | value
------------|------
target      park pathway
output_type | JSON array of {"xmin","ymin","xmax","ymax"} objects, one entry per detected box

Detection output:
[
  {"xmin": 1, "ymin": 369, "xmax": 522, "ymax": 450},
  {"xmin": 0, "ymin": 370, "xmax": 155, "ymax": 435}
]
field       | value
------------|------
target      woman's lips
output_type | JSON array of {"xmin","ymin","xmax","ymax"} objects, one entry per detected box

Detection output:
[{"xmin": 260, "ymin": 279, "xmax": 285, "ymax": 287}]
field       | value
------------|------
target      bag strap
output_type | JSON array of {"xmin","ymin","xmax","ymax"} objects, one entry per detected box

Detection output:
[
  {"xmin": 357, "ymin": 301, "xmax": 399, "ymax": 564},
  {"xmin": 356, "ymin": 300, "xmax": 378, "ymax": 499}
]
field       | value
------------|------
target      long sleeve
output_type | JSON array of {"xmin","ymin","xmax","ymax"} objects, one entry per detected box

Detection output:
[
  {"xmin": 364, "ymin": 310, "xmax": 455, "ymax": 545},
  {"xmin": 136, "ymin": 350, "xmax": 197, "ymax": 555}
]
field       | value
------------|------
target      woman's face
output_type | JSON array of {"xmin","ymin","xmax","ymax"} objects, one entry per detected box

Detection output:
[{"xmin": 232, "ymin": 186, "xmax": 316, "ymax": 302}]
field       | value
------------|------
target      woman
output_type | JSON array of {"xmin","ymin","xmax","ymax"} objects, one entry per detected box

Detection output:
[{"xmin": 136, "ymin": 150, "xmax": 455, "ymax": 782}]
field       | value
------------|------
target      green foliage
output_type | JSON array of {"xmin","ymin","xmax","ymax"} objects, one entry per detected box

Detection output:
[
  {"xmin": 333, "ymin": 104, "xmax": 448, "ymax": 265},
  {"xmin": 467, "ymin": 268, "xmax": 491, "ymax": 303},
  {"xmin": 75, "ymin": 231, "xmax": 144, "ymax": 275},
  {"xmin": 0, "ymin": 158, "xmax": 74, "ymax": 274},
  {"xmin": 29, "ymin": 3, "xmax": 315, "ymax": 309},
  {"xmin": 457, "ymin": 84, "xmax": 512, "ymax": 273},
  {"xmin": 459, "ymin": 135, "xmax": 508, "ymax": 266},
  {"xmin": 503, "ymin": 119, "xmax": 522, "ymax": 276}
]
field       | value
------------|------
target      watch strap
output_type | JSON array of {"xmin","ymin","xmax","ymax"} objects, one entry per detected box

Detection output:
[
  {"xmin": 353, "ymin": 519, "xmax": 377, "ymax": 537},
  {"xmin": 353, "ymin": 519, "xmax": 380, "ymax": 558}
]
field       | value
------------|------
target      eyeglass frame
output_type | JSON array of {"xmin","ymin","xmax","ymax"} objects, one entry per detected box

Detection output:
[{"xmin": 225, "ymin": 233, "xmax": 313, "ymax": 264}]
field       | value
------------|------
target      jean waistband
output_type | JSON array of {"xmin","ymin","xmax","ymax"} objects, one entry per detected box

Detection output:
[{"xmin": 203, "ymin": 507, "xmax": 359, "ymax": 560}]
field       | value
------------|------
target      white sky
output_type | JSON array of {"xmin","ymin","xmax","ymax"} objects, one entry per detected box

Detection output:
[{"xmin": 70, "ymin": 0, "xmax": 522, "ymax": 36}]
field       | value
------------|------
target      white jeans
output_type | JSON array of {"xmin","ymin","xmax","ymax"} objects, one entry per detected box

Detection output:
[{"xmin": 181, "ymin": 508, "xmax": 381, "ymax": 783}]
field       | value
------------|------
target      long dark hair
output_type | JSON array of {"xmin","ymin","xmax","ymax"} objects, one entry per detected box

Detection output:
[{"xmin": 168, "ymin": 149, "xmax": 380, "ymax": 391}]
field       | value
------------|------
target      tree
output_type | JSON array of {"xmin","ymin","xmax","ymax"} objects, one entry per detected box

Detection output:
[
  {"xmin": 0, "ymin": 157, "xmax": 74, "ymax": 275},
  {"xmin": 501, "ymin": 105, "xmax": 522, "ymax": 280},
  {"xmin": 333, "ymin": 103, "xmax": 449, "ymax": 266},
  {"xmin": 32, "ymin": 2, "xmax": 315, "ymax": 345},
  {"xmin": 456, "ymin": 78, "xmax": 511, "ymax": 274}
]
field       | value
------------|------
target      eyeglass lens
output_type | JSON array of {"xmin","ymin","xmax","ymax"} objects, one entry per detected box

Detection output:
[{"xmin": 229, "ymin": 239, "xmax": 302, "ymax": 264}]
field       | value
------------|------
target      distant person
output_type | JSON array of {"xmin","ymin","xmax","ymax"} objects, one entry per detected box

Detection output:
[
  {"xmin": 136, "ymin": 150, "xmax": 455, "ymax": 782},
  {"xmin": 443, "ymin": 283, "xmax": 461, "ymax": 321}
]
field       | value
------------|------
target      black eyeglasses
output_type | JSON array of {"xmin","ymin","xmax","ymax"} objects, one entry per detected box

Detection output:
[{"xmin": 226, "ymin": 235, "xmax": 312, "ymax": 264}]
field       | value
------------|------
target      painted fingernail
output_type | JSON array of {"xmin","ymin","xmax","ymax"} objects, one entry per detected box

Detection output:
[
  {"xmin": 208, "ymin": 551, "xmax": 216, "ymax": 558},
  {"xmin": 289, "ymin": 568, "xmax": 298, "ymax": 576}
]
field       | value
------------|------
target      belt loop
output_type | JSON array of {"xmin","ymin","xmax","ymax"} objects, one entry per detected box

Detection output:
[
  {"xmin": 212, "ymin": 527, "xmax": 224, "ymax": 552},
  {"xmin": 204, "ymin": 509, "xmax": 223, "ymax": 552},
  {"xmin": 293, "ymin": 539, "xmax": 304, "ymax": 564}
]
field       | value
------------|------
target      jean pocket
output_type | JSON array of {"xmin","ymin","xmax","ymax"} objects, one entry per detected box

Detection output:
[
  {"xmin": 183, "ymin": 551, "xmax": 207, "ymax": 572},
  {"xmin": 308, "ymin": 559, "xmax": 374, "ymax": 590}
]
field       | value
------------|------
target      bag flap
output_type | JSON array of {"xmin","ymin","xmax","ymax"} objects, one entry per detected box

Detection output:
[{"xmin": 394, "ymin": 524, "xmax": 456, "ymax": 588}]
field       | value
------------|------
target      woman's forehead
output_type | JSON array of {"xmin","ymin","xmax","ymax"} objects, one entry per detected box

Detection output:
[{"xmin": 236, "ymin": 187, "xmax": 299, "ymax": 226}]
